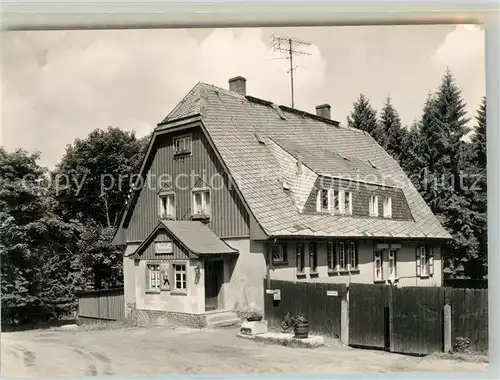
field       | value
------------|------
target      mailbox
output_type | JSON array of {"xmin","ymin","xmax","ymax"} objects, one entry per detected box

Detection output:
[{"xmin": 273, "ymin": 289, "xmax": 281, "ymax": 301}]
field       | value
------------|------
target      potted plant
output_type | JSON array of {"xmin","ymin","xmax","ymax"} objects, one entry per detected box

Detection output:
[
  {"xmin": 280, "ymin": 312, "xmax": 295, "ymax": 333},
  {"xmin": 246, "ymin": 309, "xmax": 263, "ymax": 322},
  {"xmin": 293, "ymin": 314, "xmax": 309, "ymax": 339}
]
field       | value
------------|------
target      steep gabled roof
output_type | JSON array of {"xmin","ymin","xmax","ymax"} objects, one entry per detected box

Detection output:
[{"xmin": 139, "ymin": 81, "xmax": 451, "ymax": 240}]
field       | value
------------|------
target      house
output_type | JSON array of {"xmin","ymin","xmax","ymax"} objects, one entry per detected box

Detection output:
[{"xmin": 112, "ymin": 76, "xmax": 451, "ymax": 327}]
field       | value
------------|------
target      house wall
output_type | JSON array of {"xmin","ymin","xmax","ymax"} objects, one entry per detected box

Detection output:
[
  {"xmin": 123, "ymin": 244, "xmax": 139, "ymax": 319},
  {"xmin": 135, "ymin": 258, "xmax": 205, "ymax": 314},
  {"xmin": 126, "ymin": 126, "xmax": 250, "ymax": 243},
  {"xmin": 219, "ymin": 238, "xmax": 267, "ymax": 313},
  {"xmin": 303, "ymin": 177, "xmax": 413, "ymax": 220},
  {"xmin": 268, "ymin": 239, "xmax": 442, "ymax": 287}
]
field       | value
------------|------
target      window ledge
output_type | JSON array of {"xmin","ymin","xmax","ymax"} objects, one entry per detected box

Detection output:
[
  {"xmin": 373, "ymin": 280, "xmax": 386, "ymax": 284},
  {"xmin": 160, "ymin": 215, "xmax": 176, "ymax": 221},
  {"xmin": 272, "ymin": 261, "xmax": 289, "ymax": 267},
  {"xmin": 171, "ymin": 290, "xmax": 188, "ymax": 296},
  {"xmin": 309, "ymin": 271, "xmax": 319, "ymax": 277},
  {"xmin": 419, "ymin": 275, "xmax": 431, "ymax": 279},
  {"xmin": 296, "ymin": 272, "xmax": 306, "ymax": 278},
  {"xmin": 174, "ymin": 151, "xmax": 191, "ymax": 157},
  {"xmin": 145, "ymin": 289, "xmax": 161, "ymax": 294},
  {"xmin": 328, "ymin": 269, "xmax": 359, "ymax": 276},
  {"xmin": 191, "ymin": 214, "xmax": 211, "ymax": 221}
]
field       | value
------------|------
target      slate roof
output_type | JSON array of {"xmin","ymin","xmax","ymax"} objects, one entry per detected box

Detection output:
[
  {"xmin": 131, "ymin": 220, "xmax": 239, "ymax": 258},
  {"xmin": 155, "ymin": 81, "xmax": 451, "ymax": 240}
]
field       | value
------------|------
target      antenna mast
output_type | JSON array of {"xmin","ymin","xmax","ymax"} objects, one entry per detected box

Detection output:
[{"xmin": 271, "ymin": 34, "xmax": 311, "ymax": 108}]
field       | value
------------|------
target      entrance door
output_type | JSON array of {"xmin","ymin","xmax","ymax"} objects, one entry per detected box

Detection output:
[{"xmin": 204, "ymin": 260, "xmax": 223, "ymax": 311}]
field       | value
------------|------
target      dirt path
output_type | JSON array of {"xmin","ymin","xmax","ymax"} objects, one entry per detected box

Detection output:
[{"xmin": 1, "ymin": 325, "xmax": 488, "ymax": 377}]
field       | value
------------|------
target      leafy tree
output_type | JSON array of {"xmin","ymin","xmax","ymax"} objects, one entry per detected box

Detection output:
[
  {"xmin": 347, "ymin": 94, "xmax": 379, "ymax": 137},
  {"xmin": 0, "ymin": 148, "xmax": 82, "ymax": 323},
  {"xmin": 54, "ymin": 127, "xmax": 148, "ymax": 228},
  {"xmin": 377, "ymin": 97, "xmax": 407, "ymax": 161}
]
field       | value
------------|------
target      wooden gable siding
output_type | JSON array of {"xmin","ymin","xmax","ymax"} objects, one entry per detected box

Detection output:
[
  {"xmin": 126, "ymin": 127, "xmax": 250, "ymax": 242},
  {"xmin": 303, "ymin": 177, "xmax": 413, "ymax": 220},
  {"xmin": 140, "ymin": 229, "xmax": 189, "ymax": 261}
]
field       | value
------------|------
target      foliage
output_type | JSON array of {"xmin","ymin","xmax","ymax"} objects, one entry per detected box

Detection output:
[
  {"xmin": 346, "ymin": 94, "xmax": 379, "ymax": 137},
  {"xmin": 376, "ymin": 97, "xmax": 408, "ymax": 161},
  {"xmin": 452, "ymin": 337, "xmax": 472, "ymax": 354},
  {"xmin": 280, "ymin": 312, "xmax": 308, "ymax": 332}
]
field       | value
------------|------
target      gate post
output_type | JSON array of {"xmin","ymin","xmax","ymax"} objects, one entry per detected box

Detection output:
[
  {"xmin": 444, "ymin": 304, "xmax": 452, "ymax": 352},
  {"xmin": 341, "ymin": 287, "xmax": 349, "ymax": 345}
]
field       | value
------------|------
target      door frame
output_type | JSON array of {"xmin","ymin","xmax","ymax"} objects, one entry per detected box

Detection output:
[{"xmin": 204, "ymin": 259, "xmax": 224, "ymax": 311}]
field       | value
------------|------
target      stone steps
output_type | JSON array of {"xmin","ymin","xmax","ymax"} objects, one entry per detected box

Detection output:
[{"xmin": 205, "ymin": 310, "xmax": 241, "ymax": 328}]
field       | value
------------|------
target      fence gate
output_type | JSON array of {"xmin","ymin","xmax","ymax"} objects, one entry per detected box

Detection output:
[
  {"xmin": 348, "ymin": 283, "xmax": 390, "ymax": 349},
  {"xmin": 390, "ymin": 287, "xmax": 445, "ymax": 355}
]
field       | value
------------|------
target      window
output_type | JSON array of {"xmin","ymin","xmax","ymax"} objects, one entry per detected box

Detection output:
[
  {"xmin": 338, "ymin": 241, "xmax": 347, "ymax": 271},
  {"xmin": 309, "ymin": 242, "xmax": 318, "ymax": 273},
  {"xmin": 327, "ymin": 241, "xmax": 337, "ymax": 271},
  {"xmin": 173, "ymin": 263, "xmax": 187, "ymax": 291},
  {"xmin": 316, "ymin": 189, "xmax": 330, "ymax": 213},
  {"xmin": 344, "ymin": 192, "xmax": 353, "ymax": 215},
  {"xmin": 388, "ymin": 249, "xmax": 397, "ymax": 279},
  {"xmin": 296, "ymin": 243, "xmax": 305, "ymax": 274},
  {"xmin": 374, "ymin": 250, "xmax": 383, "ymax": 282},
  {"xmin": 159, "ymin": 193, "xmax": 176, "ymax": 219},
  {"xmin": 369, "ymin": 195, "xmax": 379, "ymax": 217},
  {"xmin": 270, "ymin": 243, "xmax": 287, "ymax": 264},
  {"xmin": 383, "ymin": 197, "xmax": 392, "ymax": 218},
  {"xmin": 348, "ymin": 241, "xmax": 358, "ymax": 270},
  {"xmin": 174, "ymin": 135, "xmax": 192, "ymax": 155},
  {"xmin": 416, "ymin": 245, "xmax": 434, "ymax": 277},
  {"xmin": 333, "ymin": 190, "xmax": 341, "ymax": 214},
  {"xmin": 192, "ymin": 190, "xmax": 211, "ymax": 217},
  {"xmin": 147, "ymin": 263, "xmax": 161, "ymax": 290}
]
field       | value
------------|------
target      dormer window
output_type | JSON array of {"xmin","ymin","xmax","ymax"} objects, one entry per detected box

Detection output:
[
  {"xmin": 344, "ymin": 191, "xmax": 353, "ymax": 215},
  {"xmin": 159, "ymin": 193, "xmax": 176, "ymax": 220},
  {"xmin": 192, "ymin": 189, "xmax": 211, "ymax": 219},
  {"xmin": 369, "ymin": 195, "xmax": 379, "ymax": 217},
  {"xmin": 383, "ymin": 196, "xmax": 392, "ymax": 218},
  {"xmin": 174, "ymin": 134, "xmax": 192, "ymax": 155}
]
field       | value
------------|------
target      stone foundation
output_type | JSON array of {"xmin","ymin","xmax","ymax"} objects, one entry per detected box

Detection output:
[{"xmin": 135, "ymin": 309, "xmax": 207, "ymax": 329}]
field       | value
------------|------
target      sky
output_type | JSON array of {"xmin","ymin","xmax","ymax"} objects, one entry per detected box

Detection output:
[{"xmin": 1, "ymin": 25, "xmax": 485, "ymax": 169}]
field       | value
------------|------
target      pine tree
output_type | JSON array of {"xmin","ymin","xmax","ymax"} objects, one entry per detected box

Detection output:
[
  {"xmin": 377, "ymin": 96, "xmax": 407, "ymax": 161},
  {"xmin": 346, "ymin": 94, "xmax": 379, "ymax": 137},
  {"xmin": 399, "ymin": 121, "xmax": 423, "ymax": 181},
  {"xmin": 417, "ymin": 69, "xmax": 477, "ymax": 278}
]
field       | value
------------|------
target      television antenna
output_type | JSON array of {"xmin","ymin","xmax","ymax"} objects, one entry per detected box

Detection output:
[{"xmin": 271, "ymin": 34, "xmax": 311, "ymax": 108}]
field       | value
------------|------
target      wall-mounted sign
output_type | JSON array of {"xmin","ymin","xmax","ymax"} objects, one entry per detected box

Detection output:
[
  {"xmin": 155, "ymin": 241, "xmax": 173, "ymax": 254},
  {"xmin": 326, "ymin": 290, "xmax": 339, "ymax": 297}
]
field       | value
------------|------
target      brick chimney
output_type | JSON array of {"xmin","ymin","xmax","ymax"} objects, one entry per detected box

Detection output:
[
  {"xmin": 229, "ymin": 76, "xmax": 247, "ymax": 96},
  {"xmin": 315, "ymin": 104, "xmax": 331, "ymax": 119}
]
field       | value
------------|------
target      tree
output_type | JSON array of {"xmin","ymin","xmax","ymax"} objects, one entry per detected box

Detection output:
[
  {"xmin": 377, "ymin": 97, "xmax": 407, "ymax": 161},
  {"xmin": 0, "ymin": 148, "xmax": 83, "ymax": 323},
  {"xmin": 417, "ymin": 69, "xmax": 477, "ymax": 278},
  {"xmin": 54, "ymin": 127, "xmax": 149, "ymax": 228},
  {"xmin": 398, "ymin": 121, "xmax": 423, "ymax": 181},
  {"xmin": 347, "ymin": 94, "xmax": 379, "ymax": 137}
]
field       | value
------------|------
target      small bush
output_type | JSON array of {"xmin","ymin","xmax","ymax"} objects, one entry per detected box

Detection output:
[{"xmin": 452, "ymin": 337, "xmax": 472, "ymax": 354}]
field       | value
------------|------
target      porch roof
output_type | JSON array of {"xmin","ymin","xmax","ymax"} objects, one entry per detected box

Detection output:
[{"xmin": 160, "ymin": 220, "xmax": 239, "ymax": 256}]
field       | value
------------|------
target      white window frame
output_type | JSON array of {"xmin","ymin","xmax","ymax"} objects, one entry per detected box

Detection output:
[
  {"xmin": 173, "ymin": 134, "xmax": 192, "ymax": 155},
  {"xmin": 159, "ymin": 192, "xmax": 176, "ymax": 219},
  {"xmin": 344, "ymin": 191, "xmax": 353, "ymax": 215},
  {"xmin": 334, "ymin": 190, "xmax": 342, "ymax": 214},
  {"xmin": 173, "ymin": 262, "xmax": 187, "ymax": 292},
  {"xmin": 417, "ymin": 246, "xmax": 434, "ymax": 278},
  {"xmin": 192, "ymin": 189, "xmax": 211, "ymax": 217},
  {"xmin": 369, "ymin": 195, "xmax": 379, "ymax": 217},
  {"xmin": 383, "ymin": 197, "xmax": 392, "ymax": 218},
  {"xmin": 270, "ymin": 243, "xmax": 287, "ymax": 264},
  {"xmin": 348, "ymin": 241, "xmax": 358, "ymax": 271},
  {"xmin": 296, "ymin": 243, "xmax": 305, "ymax": 274},
  {"xmin": 316, "ymin": 189, "xmax": 330, "ymax": 213},
  {"xmin": 338, "ymin": 241, "xmax": 347, "ymax": 271},
  {"xmin": 388, "ymin": 249, "xmax": 397, "ymax": 279},
  {"xmin": 147, "ymin": 263, "xmax": 161, "ymax": 290},
  {"xmin": 327, "ymin": 241, "xmax": 337, "ymax": 271},
  {"xmin": 374, "ymin": 250, "xmax": 383, "ymax": 282}
]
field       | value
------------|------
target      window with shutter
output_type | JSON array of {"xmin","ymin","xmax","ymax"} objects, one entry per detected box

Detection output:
[
  {"xmin": 146, "ymin": 263, "xmax": 161, "ymax": 292},
  {"xmin": 348, "ymin": 241, "xmax": 358, "ymax": 271},
  {"xmin": 327, "ymin": 241, "xmax": 337, "ymax": 272},
  {"xmin": 338, "ymin": 241, "xmax": 346, "ymax": 271},
  {"xmin": 374, "ymin": 250, "xmax": 383, "ymax": 282},
  {"xmin": 309, "ymin": 242, "xmax": 318, "ymax": 273},
  {"xmin": 388, "ymin": 249, "xmax": 397, "ymax": 279},
  {"xmin": 296, "ymin": 243, "xmax": 305, "ymax": 275}
]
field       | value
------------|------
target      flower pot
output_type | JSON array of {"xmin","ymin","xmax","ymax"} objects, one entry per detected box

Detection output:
[
  {"xmin": 247, "ymin": 315, "xmax": 263, "ymax": 322},
  {"xmin": 294, "ymin": 321, "xmax": 309, "ymax": 339}
]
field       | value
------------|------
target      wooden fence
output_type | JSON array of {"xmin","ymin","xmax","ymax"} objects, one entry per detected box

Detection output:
[
  {"xmin": 348, "ymin": 284, "xmax": 488, "ymax": 355},
  {"xmin": 264, "ymin": 281, "xmax": 488, "ymax": 356},
  {"xmin": 263, "ymin": 279, "xmax": 347, "ymax": 339},
  {"xmin": 76, "ymin": 287, "xmax": 125, "ymax": 321}
]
